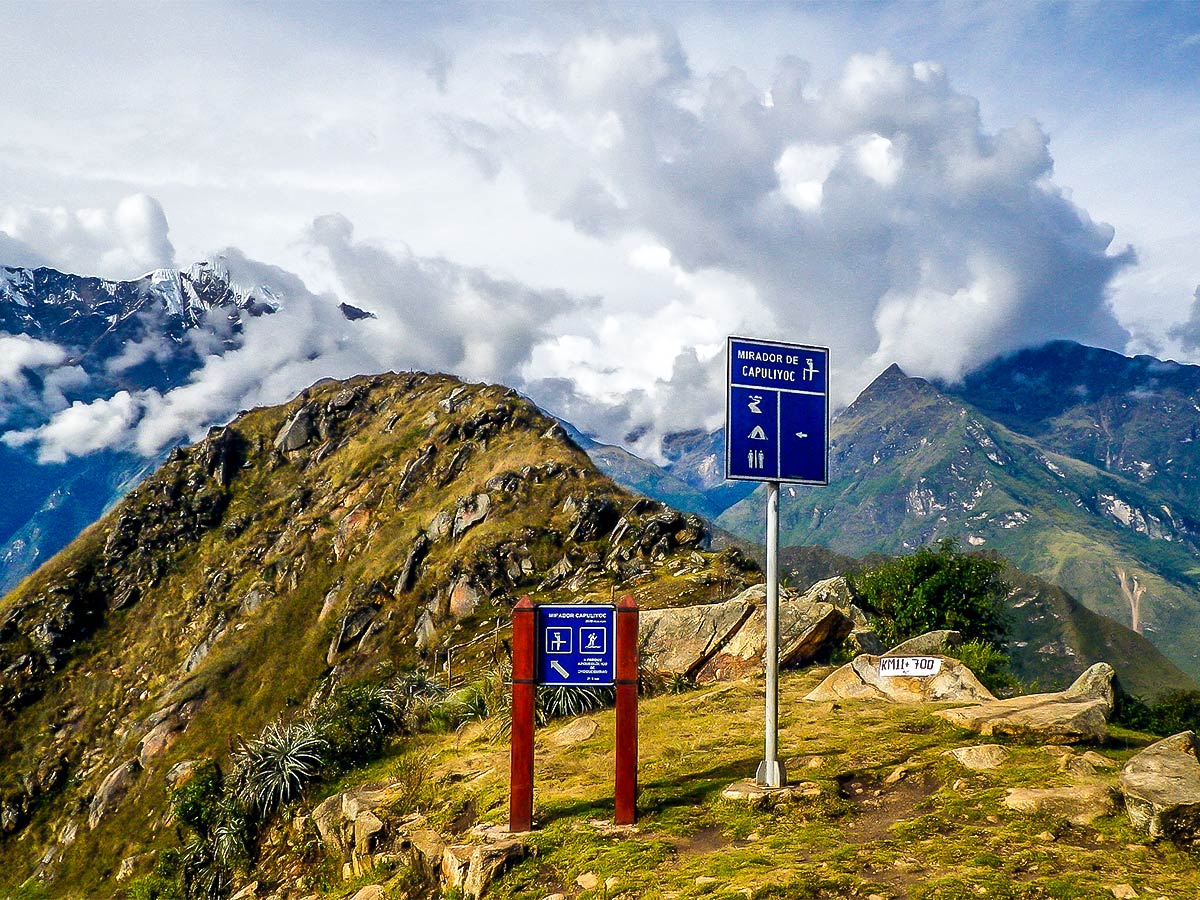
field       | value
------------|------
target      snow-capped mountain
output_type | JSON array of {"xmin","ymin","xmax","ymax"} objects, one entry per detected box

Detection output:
[
  {"xmin": 0, "ymin": 257, "xmax": 363, "ymax": 593},
  {"xmin": 0, "ymin": 258, "xmax": 281, "ymax": 403}
]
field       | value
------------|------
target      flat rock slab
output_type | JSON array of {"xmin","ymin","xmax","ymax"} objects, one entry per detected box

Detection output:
[
  {"xmin": 1119, "ymin": 730, "xmax": 1200, "ymax": 843},
  {"xmin": 944, "ymin": 744, "xmax": 1010, "ymax": 771},
  {"xmin": 1003, "ymin": 779, "xmax": 1116, "ymax": 825},
  {"xmin": 721, "ymin": 779, "xmax": 821, "ymax": 809},
  {"xmin": 546, "ymin": 717, "xmax": 599, "ymax": 748},
  {"xmin": 804, "ymin": 655, "xmax": 996, "ymax": 705},
  {"xmin": 937, "ymin": 663, "xmax": 1115, "ymax": 745}
]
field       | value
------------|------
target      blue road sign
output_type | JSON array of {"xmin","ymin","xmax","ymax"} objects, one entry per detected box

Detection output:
[
  {"xmin": 726, "ymin": 336, "xmax": 829, "ymax": 484},
  {"xmin": 536, "ymin": 604, "xmax": 616, "ymax": 687}
]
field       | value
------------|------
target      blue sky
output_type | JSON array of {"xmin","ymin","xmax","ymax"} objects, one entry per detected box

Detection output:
[{"xmin": 1, "ymin": 1, "xmax": 1199, "ymax": 459}]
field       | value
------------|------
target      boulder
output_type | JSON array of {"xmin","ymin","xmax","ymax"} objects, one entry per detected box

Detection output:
[
  {"xmin": 449, "ymin": 579, "xmax": 481, "ymax": 619},
  {"xmin": 1118, "ymin": 731, "xmax": 1200, "ymax": 843},
  {"xmin": 452, "ymin": 494, "xmax": 491, "ymax": 539},
  {"xmin": 442, "ymin": 840, "xmax": 528, "ymax": 899},
  {"xmin": 847, "ymin": 629, "xmax": 884, "ymax": 656},
  {"xmin": 801, "ymin": 577, "xmax": 858, "ymax": 617},
  {"xmin": 355, "ymin": 809, "xmax": 385, "ymax": 856},
  {"xmin": 89, "ymin": 759, "xmax": 141, "ymax": 829},
  {"xmin": 274, "ymin": 406, "xmax": 313, "ymax": 452},
  {"xmin": 396, "ymin": 534, "xmax": 431, "ymax": 594},
  {"xmin": 703, "ymin": 585, "xmax": 854, "ymax": 679},
  {"xmin": 804, "ymin": 655, "xmax": 995, "ymax": 705},
  {"xmin": 937, "ymin": 663, "xmax": 1115, "ymax": 745},
  {"xmin": 638, "ymin": 596, "xmax": 755, "ymax": 680},
  {"xmin": 313, "ymin": 781, "xmax": 418, "ymax": 859},
  {"xmin": 886, "ymin": 630, "xmax": 962, "ymax": 656},
  {"xmin": 427, "ymin": 510, "xmax": 453, "ymax": 541},
  {"xmin": 944, "ymin": 744, "xmax": 1010, "ymax": 771}
]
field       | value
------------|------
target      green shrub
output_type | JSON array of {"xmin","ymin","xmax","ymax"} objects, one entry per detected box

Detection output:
[
  {"xmin": 848, "ymin": 539, "xmax": 1008, "ymax": 647},
  {"xmin": 537, "ymin": 685, "xmax": 615, "ymax": 723},
  {"xmin": 638, "ymin": 669, "xmax": 695, "ymax": 697},
  {"xmin": 389, "ymin": 670, "xmax": 448, "ymax": 705},
  {"xmin": 315, "ymin": 682, "xmax": 403, "ymax": 771},
  {"xmin": 180, "ymin": 834, "xmax": 233, "ymax": 900},
  {"xmin": 433, "ymin": 667, "xmax": 511, "ymax": 732},
  {"xmin": 170, "ymin": 762, "xmax": 223, "ymax": 839},
  {"xmin": 1113, "ymin": 689, "xmax": 1200, "ymax": 736},
  {"xmin": 947, "ymin": 640, "xmax": 1022, "ymax": 697},
  {"xmin": 124, "ymin": 874, "xmax": 182, "ymax": 900}
]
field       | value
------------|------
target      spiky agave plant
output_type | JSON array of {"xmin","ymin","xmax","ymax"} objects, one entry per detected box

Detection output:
[
  {"xmin": 537, "ymin": 685, "xmax": 616, "ymax": 724},
  {"xmin": 232, "ymin": 720, "xmax": 327, "ymax": 816},
  {"xmin": 180, "ymin": 834, "xmax": 232, "ymax": 900},
  {"xmin": 390, "ymin": 670, "xmax": 449, "ymax": 704}
]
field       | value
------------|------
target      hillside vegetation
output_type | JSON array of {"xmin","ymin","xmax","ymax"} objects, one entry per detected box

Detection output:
[{"xmin": 94, "ymin": 669, "xmax": 1200, "ymax": 900}]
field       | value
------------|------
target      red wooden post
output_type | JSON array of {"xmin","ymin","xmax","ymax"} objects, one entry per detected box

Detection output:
[
  {"xmin": 614, "ymin": 595, "xmax": 639, "ymax": 825},
  {"xmin": 509, "ymin": 596, "xmax": 536, "ymax": 832}
]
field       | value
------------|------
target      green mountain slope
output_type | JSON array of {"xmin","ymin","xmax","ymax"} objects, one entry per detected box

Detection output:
[
  {"xmin": 0, "ymin": 372, "xmax": 755, "ymax": 896},
  {"xmin": 718, "ymin": 365, "xmax": 1200, "ymax": 681},
  {"xmin": 945, "ymin": 341, "xmax": 1200, "ymax": 513},
  {"xmin": 557, "ymin": 421, "xmax": 722, "ymax": 519}
]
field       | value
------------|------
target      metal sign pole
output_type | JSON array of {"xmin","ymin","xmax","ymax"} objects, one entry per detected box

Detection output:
[{"xmin": 756, "ymin": 481, "xmax": 785, "ymax": 788}]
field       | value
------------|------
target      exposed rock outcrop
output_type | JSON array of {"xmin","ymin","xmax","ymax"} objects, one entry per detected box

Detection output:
[
  {"xmin": 937, "ymin": 663, "xmax": 1115, "ymax": 745},
  {"xmin": 944, "ymin": 744, "xmax": 1010, "ymax": 771},
  {"xmin": 442, "ymin": 839, "xmax": 529, "ymax": 900},
  {"xmin": 886, "ymin": 630, "xmax": 962, "ymax": 656},
  {"xmin": 702, "ymin": 585, "xmax": 854, "ymax": 680},
  {"xmin": 1003, "ymin": 779, "xmax": 1116, "ymax": 825},
  {"xmin": 89, "ymin": 759, "xmax": 141, "ymax": 830},
  {"xmin": 804, "ymin": 655, "xmax": 995, "ymax": 705},
  {"xmin": 638, "ymin": 597, "xmax": 755, "ymax": 680}
]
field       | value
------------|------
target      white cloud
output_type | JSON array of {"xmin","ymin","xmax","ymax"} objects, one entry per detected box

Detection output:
[
  {"xmin": 4, "ymin": 223, "xmax": 584, "ymax": 462},
  {"xmin": 776, "ymin": 144, "xmax": 842, "ymax": 212},
  {"xmin": 452, "ymin": 38, "xmax": 1132, "ymax": 411},
  {"xmin": 4, "ymin": 391, "xmax": 141, "ymax": 463},
  {"xmin": 1, "ymin": 8, "xmax": 1188, "ymax": 460},
  {"xmin": 0, "ymin": 334, "xmax": 67, "ymax": 386},
  {"xmin": 0, "ymin": 194, "xmax": 175, "ymax": 279}
]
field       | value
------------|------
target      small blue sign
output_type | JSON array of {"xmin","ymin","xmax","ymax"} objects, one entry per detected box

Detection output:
[
  {"xmin": 536, "ymin": 604, "xmax": 616, "ymax": 687},
  {"xmin": 726, "ymin": 336, "xmax": 829, "ymax": 484}
]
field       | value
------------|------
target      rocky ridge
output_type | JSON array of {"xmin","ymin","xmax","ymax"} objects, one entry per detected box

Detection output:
[{"xmin": 0, "ymin": 371, "xmax": 757, "ymax": 893}]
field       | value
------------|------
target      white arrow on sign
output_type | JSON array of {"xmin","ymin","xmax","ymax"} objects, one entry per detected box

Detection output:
[
  {"xmin": 796, "ymin": 432, "xmax": 808, "ymax": 439},
  {"xmin": 550, "ymin": 660, "xmax": 570, "ymax": 678}
]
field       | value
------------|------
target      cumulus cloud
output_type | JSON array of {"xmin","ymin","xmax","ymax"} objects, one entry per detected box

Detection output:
[
  {"xmin": 307, "ymin": 214, "xmax": 578, "ymax": 387},
  {"xmin": 0, "ymin": 21, "xmax": 1150, "ymax": 462},
  {"xmin": 0, "ymin": 334, "xmax": 80, "ymax": 427},
  {"xmin": 4, "ymin": 391, "xmax": 141, "ymax": 463},
  {"xmin": 1168, "ymin": 286, "xmax": 1200, "ymax": 353},
  {"xmin": 452, "ymin": 30, "xmax": 1133, "ymax": 411},
  {"xmin": 0, "ymin": 193, "xmax": 175, "ymax": 279}
]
